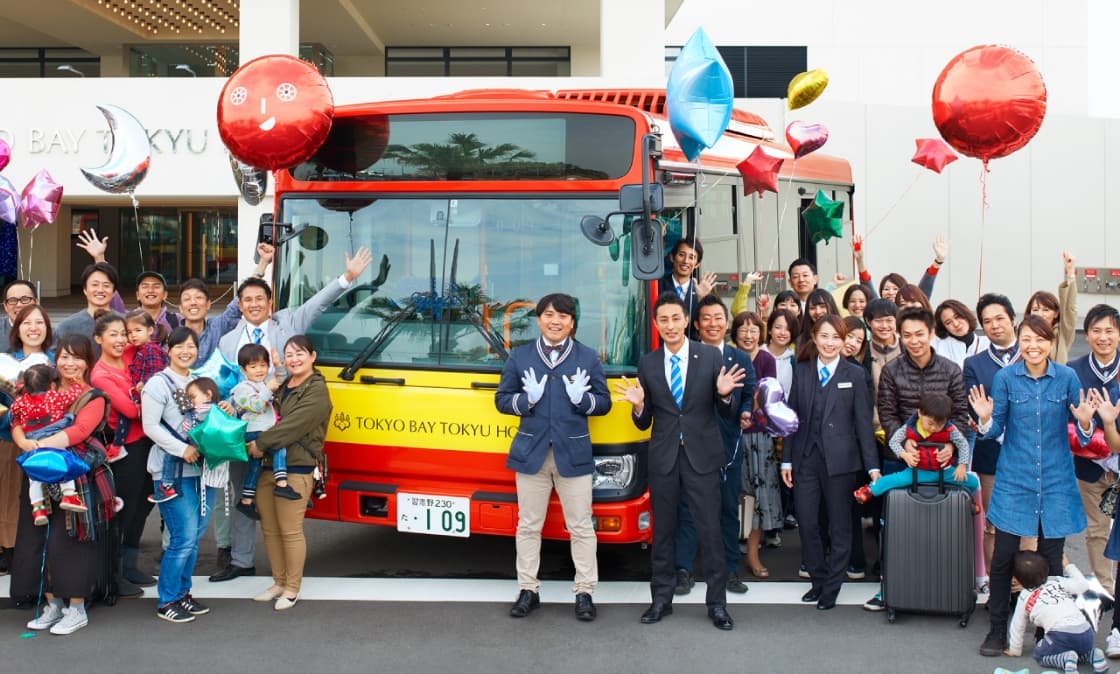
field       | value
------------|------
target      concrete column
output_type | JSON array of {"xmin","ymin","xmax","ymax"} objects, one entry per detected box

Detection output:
[
  {"xmin": 236, "ymin": 0, "xmax": 299, "ymax": 283},
  {"xmin": 600, "ymin": 0, "xmax": 665, "ymax": 86}
]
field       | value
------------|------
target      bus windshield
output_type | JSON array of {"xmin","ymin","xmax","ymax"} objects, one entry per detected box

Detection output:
[{"xmin": 275, "ymin": 195, "xmax": 647, "ymax": 373}]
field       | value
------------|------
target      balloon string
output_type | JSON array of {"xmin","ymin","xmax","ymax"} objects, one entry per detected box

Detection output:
[
  {"xmin": 131, "ymin": 194, "xmax": 144, "ymax": 272},
  {"xmin": 761, "ymin": 157, "xmax": 798, "ymax": 297},
  {"xmin": 863, "ymin": 171, "xmax": 922, "ymax": 241},
  {"xmin": 27, "ymin": 232, "xmax": 34, "ymax": 279},
  {"xmin": 977, "ymin": 162, "xmax": 990, "ymax": 299}
]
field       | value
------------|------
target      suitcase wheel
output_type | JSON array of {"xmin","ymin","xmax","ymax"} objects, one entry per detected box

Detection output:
[
  {"xmin": 886, "ymin": 608, "xmax": 896, "ymax": 624},
  {"xmin": 959, "ymin": 613, "xmax": 969, "ymax": 628}
]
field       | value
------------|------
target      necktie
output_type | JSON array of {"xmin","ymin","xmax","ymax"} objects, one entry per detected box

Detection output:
[
  {"xmin": 819, "ymin": 366, "xmax": 830, "ymax": 387},
  {"xmin": 670, "ymin": 354, "xmax": 683, "ymax": 408},
  {"xmin": 252, "ymin": 327, "xmax": 263, "ymax": 345},
  {"xmin": 676, "ymin": 284, "xmax": 686, "ymax": 300}
]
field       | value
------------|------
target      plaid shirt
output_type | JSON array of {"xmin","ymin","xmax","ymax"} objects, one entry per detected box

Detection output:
[{"xmin": 128, "ymin": 342, "xmax": 170, "ymax": 400}]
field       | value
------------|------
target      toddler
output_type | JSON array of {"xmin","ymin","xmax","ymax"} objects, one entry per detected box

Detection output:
[
  {"xmin": 11, "ymin": 364, "xmax": 87, "ymax": 523},
  {"xmin": 149, "ymin": 377, "xmax": 217, "ymax": 504},
  {"xmin": 1006, "ymin": 551, "xmax": 1109, "ymax": 673},
  {"xmin": 229, "ymin": 344, "xmax": 299, "ymax": 517},
  {"xmin": 108, "ymin": 309, "xmax": 169, "ymax": 463}
]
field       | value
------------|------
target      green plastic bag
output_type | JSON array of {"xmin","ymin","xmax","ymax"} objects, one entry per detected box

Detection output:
[{"xmin": 188, "ymin": 405, "xmax": 248, "ymax": 466}]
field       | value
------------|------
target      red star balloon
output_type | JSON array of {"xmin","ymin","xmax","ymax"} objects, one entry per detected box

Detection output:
[
  {"xmin": 911, "ymin": 138, "xmax": 959, "ymax": 174},
  {"xmin": 802, "ymin": 190, "xmax": 844, "ymax": 245},
  {"xmin": 737, "ymin": 146, "xmax": 784, "ymax": 198}
]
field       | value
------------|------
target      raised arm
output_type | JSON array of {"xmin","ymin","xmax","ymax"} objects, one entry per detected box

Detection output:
[{"xmin": 1055, "ymin": 251, "xmax": 1077, "ymax": 363}]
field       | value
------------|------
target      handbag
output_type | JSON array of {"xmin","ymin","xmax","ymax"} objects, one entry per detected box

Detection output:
[
  {"xmin": 1101, "ymin": 479, "xmax": 1120, "ymax": 517},
  {"xmin": 188, "ymin": 405, "xmax": 248, "ymax": 466},
  {"xmin": 1069, "ymin": 422, "xmax": 1111, "ymax": 460}
]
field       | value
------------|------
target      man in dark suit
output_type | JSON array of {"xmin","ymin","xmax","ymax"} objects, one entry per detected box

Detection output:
[
  {"xmin": 613, "ymin": 292, "xmax": 747, "ymax": 630},
  {"xmin": 495, "ymin": 293, "xmax": 611, "ymax": 622},
  {"xmin": 781, "ymin": 315, "xmax": 880, "ymax": 610},
  {"xmin": 673, "ymin": 294, "xmax": 756, "ymax": 595},
  {"xmin": 661, "ymin": 239, "xmax": 716, "ymax": 338}
]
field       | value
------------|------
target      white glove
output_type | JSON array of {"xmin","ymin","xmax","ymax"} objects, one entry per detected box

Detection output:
[
  {"xmin": 521, "ymin": 368, "xmax": 548, "ymax": 405},
  {"xmin": 564, "ymin": 367, "xmax": 591, "ymax": 406}
]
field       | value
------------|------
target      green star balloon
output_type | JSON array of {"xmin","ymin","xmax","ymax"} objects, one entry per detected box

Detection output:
[{"xmin": 802, "ymin": 190, "xmax": 844, "ymax": 245}]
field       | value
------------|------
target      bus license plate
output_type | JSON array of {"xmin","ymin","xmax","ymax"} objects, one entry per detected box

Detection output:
[{"xmin": 396, "ymin": 493, "xmax": 470, "ymax": 538}]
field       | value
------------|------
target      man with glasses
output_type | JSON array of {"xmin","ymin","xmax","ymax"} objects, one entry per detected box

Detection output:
[{"xmin": 0, "ymin": 280, "xmax": 37, "ymax": 352}]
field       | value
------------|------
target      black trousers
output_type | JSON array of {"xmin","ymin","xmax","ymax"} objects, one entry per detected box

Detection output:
[
  {"xmin": 649, "ymin": 445, "xmax": 727, "ymax": 608},
  {"xmin": 794, "ymin": 446, "xmax": 858, "ymax": 600},
  {"xmin": 112, "ymin": 435, "xmax": 154, "ymax": 548},
  {"xmin": 10, "ymin": 478, "xmax": 95, "ymax": 601},
  {"xmin": 988, "ymin": 524, "xmax": 1064, "ymax": 628}
]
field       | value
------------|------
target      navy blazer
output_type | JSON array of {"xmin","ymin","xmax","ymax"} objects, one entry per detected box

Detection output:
[
  {"xmin": 633, "ymin": 340, "xmax": 735, "ymax": 476},
  {"xmin": 717, "ymin": 344, "xmax": 756, "ymax": 459},
  {"xmin": 963, "ymin": 348, "xmax": 1011, "ymax": 475},
  {"xmin": 661, "ymin": 273, "xmax": 703, "ymax": 339},
  {"xmin": 786, "ymin": 358, "xmax": 879, "ymax": 477},
  {"xmin": 495, "ymin": 338, "xmax": 611, "ymax": 477}
]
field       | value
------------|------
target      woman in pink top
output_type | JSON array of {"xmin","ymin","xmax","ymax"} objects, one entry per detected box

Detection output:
[{"xmin": 91, "ymin": 312, "xmax": 155, "ymax": 595}]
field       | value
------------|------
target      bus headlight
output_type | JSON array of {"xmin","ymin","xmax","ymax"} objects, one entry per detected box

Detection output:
[{"xmin": 592, "ymin": 454, "xmax": 636, "ymax": 492}]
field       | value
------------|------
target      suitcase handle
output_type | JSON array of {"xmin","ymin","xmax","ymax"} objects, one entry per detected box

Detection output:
[{"xmin": 909, "ymin": 465, "xmax": 946, "ymax": 495}]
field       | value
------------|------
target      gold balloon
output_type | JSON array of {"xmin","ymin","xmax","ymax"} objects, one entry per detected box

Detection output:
[{"xmin": 787, "ymin": 69, "xmax": 829, "ymax": 110}]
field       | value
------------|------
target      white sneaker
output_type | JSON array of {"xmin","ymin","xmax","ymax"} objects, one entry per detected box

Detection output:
[
  {"xmin": 49, "ymin": 606, "xmax": 88, "ymax": 635},
  {"xmin": 25, "ymin": 601, "xmax": 63, "ymax": 630},
  {"xmin": 1106, "ymin": 627, "xmax": 1120, "ymax": 659}
]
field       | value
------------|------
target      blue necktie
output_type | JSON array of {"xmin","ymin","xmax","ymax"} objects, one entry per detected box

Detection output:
[
  {"xmin": 675, "ymin": 284, "xmax": 685, "ymax": 300},
  {"xmin": 252, "ymin": 327, "xmax": 263, "ymax": 345},
  {"xmin": 670, "ymin": 354, "xmax": 683, "ymax": 408},
  {"xmin": 819, "ymin": 365, "xmax": 830, "ymax": 387}
]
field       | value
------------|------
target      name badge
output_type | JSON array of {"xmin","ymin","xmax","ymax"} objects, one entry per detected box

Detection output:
[{"xmin": 837, "ymin": 382, "xmax": 853, "ymax": 389}]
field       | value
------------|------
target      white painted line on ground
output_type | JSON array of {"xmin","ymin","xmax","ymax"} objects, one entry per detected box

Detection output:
[{"xmin": 0, "ymin": 574, "xmax": 989, "ymax": 606}]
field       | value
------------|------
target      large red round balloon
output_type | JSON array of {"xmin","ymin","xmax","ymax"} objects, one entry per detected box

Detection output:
[
  {"xmin": 932, "ymin": 45, "xmax": 1046, "ymax": 163},
  {"xmin": 217, "ymin": 54, "xmax": 334, "ymax": 171}
]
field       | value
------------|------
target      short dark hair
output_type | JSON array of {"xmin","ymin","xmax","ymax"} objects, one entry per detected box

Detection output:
[
  {"xmin": 695, "ymin": 293, "xmax": 729, "ymax": 321},
  {"xmin": 9, "ymin": 303, "xmax": 52, "ymax": 353},
  {"xmin": 1084, "ymin": 304, "xmax": 1120, "ymax": 333},
  {"xmin": 237, "ymin": 277, "xmax": 273, "ymax": 301},
  {"xmin": 237, "ymin": 343, "xmax": 270, "ymax": 368},
  {"xmin": 766, "ymin": 308, "xmax": 800, "ymax": 345},
  {"xmin": 283, "ymin": 334, "xmax": 316, "ymax": 355},
  {"xmin": 1018, "ymin": 314, "xmax": 1056, "ymax": 342},
  {"xmin": 535, "ymin": 293, "xmax": 578, "ymax": 320},
  {"xmin": 670, "ymin": 238, "xmax": 703, "ymax": 264},
  {"xmin": 788, "ymin": 258, "xmax": 816, "ymax": 277},
  {"xmin": 1012, "ymin": 550, "xmax": 1049, "ymax": 590},
  {"xmin": 934, "ymin": 300, "xmax": 978, "ymax": 340},
  {"xmin": 897, "ymin": 306, "xmax": 935, "ymax": 332},
  {"xmin": 976, "ymin": 293, "xmax": 1015, "ymax": 323},
  {"xmin": 166, "ymin": 325, "xmax": 199, "ymax": 351},
  {"xmin": 186, "ymin": 377, "xmax": 220, "ymax": 403},
  {"xmin": 80, "ymin": 262, "xmax": 119, "ymax": 290},
  {"xmin": 878, "ymin": 272, "xmax": 908, "ymax": 296},
  {"xmin": 864, "ymin": 298, "xmax": 898, "ymax": 322},
  {"xmin": 654, "ymin": 291, "xmax": 689, "ymax": 319},
  {"xmin": 2, "ymin": 279, "xmax": 36, "ymax": 301},
  {"xmin": 179, "ymin": 278, "xmax": 211, "ymax": 301},
  {"xmin": 773, "ymin": 289, "xmax": 801, "ymax": 316},
  {"xmin": 92, "ymin": 310, "xmax": 126, "ymax": 340},
  {"xmin": 20, "ymin": 363, "xmax": 59, "ymax": 395},
  {"xmin": 918, "ymin": 392, "xmax": 952, "ymax": 423}
]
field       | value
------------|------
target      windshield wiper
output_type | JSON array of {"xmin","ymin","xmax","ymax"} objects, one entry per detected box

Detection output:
[{"xmin": 443, "ymin": 238, "xmax": 509, "ymax": 361}]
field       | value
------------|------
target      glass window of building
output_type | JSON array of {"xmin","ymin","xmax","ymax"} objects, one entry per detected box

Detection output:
[{"xmin": 386, "ymin": 46, "xmax": 570, "ymax": 77}]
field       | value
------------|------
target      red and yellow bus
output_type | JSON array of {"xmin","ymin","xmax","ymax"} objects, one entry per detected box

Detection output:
[{"xmin": 269, "ymin": 88, "xmax": 853, "ymax": 544}]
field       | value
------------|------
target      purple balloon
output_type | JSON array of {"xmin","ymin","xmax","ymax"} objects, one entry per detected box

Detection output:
[
  {"xmin": 0, "ymin": 138, "xmax": 10, "ymax": 172},
  {"xmin": 752, "ymin": 376, "xmax": 800, "ymax": 437},
  {"xmin": 0, "ymin": 175, "xmax": 19, "ymax": 225},
  {"xmin": 19, "ymin": 169, "xmax": 63, "ymax": 231}
]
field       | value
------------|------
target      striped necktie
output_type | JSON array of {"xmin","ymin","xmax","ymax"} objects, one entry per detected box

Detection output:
[
  {"xmin": 819, "ymin": 365, "xmax": 830, "ymax": 387},
  {"xmin": 670, "ymin": 354, "xmax": 683, "ymax": 408},
  {"xmin": 252, "ymin": 327, "xmax": 263, "ymax": 345}
]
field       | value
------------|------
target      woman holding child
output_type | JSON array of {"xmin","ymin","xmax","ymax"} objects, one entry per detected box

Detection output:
[
  {"xmin": 10, "ymin": 335, "xmax": 114, "ymax": 635},
  {"xmin": 969, "ymin": 315, "xmax": 1099, "ymax": 657},
  {"xmin": 248, "ymin": 335, "xmax": 332, "ymax": 611}
]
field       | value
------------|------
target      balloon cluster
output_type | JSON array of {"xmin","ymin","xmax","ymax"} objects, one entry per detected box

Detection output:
[
  {"xmin": 752, "ymin": 377, "xmax": 799, "ymax": 438},
  {"xmin": 0, "ymin": 142, "xmax": 65, "ymax": 234}
]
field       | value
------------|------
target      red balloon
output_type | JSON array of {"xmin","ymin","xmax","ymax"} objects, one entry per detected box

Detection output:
[
  {"xmin": 217, "ymin": 54, "xmax": 334, "ymax": 171},
  {"xmin": 736, "ymin": 146, "xmax": 784, "ymax": 198},
  {"xmin": 911, "ymin": 138, "xmax": 958, "ymax": 174},
  {"xmin": 932, "ymin": 45, "xmax": 1046, "ymax": 163}
]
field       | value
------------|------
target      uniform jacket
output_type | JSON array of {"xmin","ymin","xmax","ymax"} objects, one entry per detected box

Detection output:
[{"xmin": 786, "ymin": 357, "xmax": 879, "ymax": 477}]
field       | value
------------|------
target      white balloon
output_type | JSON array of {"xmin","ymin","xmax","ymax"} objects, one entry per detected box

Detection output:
[{"xmin": 81, "ymin": 104, "xmax": 151, "ymax": 194}]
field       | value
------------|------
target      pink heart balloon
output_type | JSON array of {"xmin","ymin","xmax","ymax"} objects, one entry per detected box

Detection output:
[
  {"xmin": 20, "ymin": 169, "xmax": 63, "ymax": 232},
  {"xmin": 785, "ymin": 121, "xmax": 829, "ymax": 159},
  {"xmin": 0, "ymin": 139, "xmax": 10, "ymax": 172}
]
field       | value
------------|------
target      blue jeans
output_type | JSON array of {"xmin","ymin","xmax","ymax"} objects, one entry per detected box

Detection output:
[
  {"xmin": 242, "ymin": 437, "xmax": 287, "ymax": 498},
  {"xmin": 160, "ymin": 453, "xmax": 184, "ymax": 489},
  {"xmin": 155, "ymin": 475, "xmax": 215, "ymax": 605}
]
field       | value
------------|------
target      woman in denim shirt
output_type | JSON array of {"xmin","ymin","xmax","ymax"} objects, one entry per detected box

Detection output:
[{"xmin": 968, "ymin": 315, "xmax": 1097, "ymax": 657}]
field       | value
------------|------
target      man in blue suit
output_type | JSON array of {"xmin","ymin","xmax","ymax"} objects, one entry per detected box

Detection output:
[
  {"xmin": 495, "ymin": 293, "xmax": 611, "ymax": 622},
  {"xmin": 661, "ymin": 239, "xmax": 716, "ymax": 339},
  {"xmin": 673, "ymin": 294, "xmax": 755, "ymax": 595}
]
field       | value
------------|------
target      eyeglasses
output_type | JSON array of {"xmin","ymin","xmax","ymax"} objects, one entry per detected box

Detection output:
[{"xmin": 3, "ymin": 296, "xmax": 34, "ymax": 307}]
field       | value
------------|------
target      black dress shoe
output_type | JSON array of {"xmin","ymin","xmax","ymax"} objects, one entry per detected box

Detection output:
[
  {"xmin": 509, "ymin": 589, "xmax": 540, "ymax": 618},
  {"xmin": 816, "ymin": 595, "xmax": 837, "ymax": 610},
  {"xmin": 574, "ymin": 592, "xmax": 596, "ymax": 621},
  {"xmin": 708, "ymin": 606, "xmax": 734, "ymax": 631},
  {"xmin": 801, "ymin": 588, "xmax": 822, "ymax": 603},
  {"xmin": 640, "ymin": 603, "xmax": 672, "ymax": 624},
  {"xmin": 673, "ymin": 569, "xmax": 694, "ymax": 596},
  {"xmin": 208, "ymin": 565, "xmax": 255, "ymax": 582},
  {"xmin": 726, "ymin": 574, "xmax": 749, "ymax": 594}
]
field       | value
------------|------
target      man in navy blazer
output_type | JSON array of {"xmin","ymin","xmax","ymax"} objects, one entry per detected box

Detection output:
[
  {"xmin": 614, "ymin": 292, "xmax": 747, "ymax": 630},
  {"xmin": 495, "ymin": 293, "xmax": 611, "ymax": 622},
  {"xmin": 661, "ymin": 239, "xmax": 716, "ymax": 339},
  {"xmin": 673, "ymin": 295, "xmax": 756, "ymax": 595}
]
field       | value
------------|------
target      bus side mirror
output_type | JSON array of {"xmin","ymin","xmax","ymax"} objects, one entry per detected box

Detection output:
[
  {"xmin": 258, "ymin": 213, "xmax": 296, "ymax": 246},
  {"xmin": 620, "ymin": 183, "xmax": 662, "ymax": 213},
  {"xmin": 630, "ymin": 217, "xmax": 664, "ymax": 280}
]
